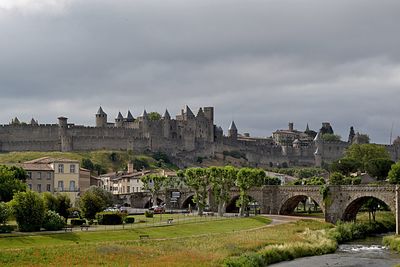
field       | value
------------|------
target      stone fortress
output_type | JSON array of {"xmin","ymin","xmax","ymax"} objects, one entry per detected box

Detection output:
[{"xmin": 1, "ymin": 105, "xmax": 400, "ymax": 167}]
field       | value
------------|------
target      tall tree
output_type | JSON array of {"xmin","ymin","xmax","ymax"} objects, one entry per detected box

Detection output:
[
  {"xmin": 141, "ymin": 174, "xmax": 167, "ymax": 207},
  {"xmin": 235, "ymin": 168, "xmax": 258, "ymax": 216},
  {"xmin": 10, "ymin": 191, "xmax": 45, "ymax": 232},
  {"xmin": 209, "ymin": 166, "xmax": 237, "ymax": 216},
  {"xmin": 183, "ymin": 168, "xmax": 209, "ymax": 216},
  {"xmin": 345, "ymin": 144, "xmax": 390, "ymax": 170},
  {"xmin": 365, "ymin": 158, "xmax": 394, "ymax": 180}
]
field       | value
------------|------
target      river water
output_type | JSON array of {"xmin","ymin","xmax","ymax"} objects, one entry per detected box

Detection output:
[{"xmin": 270, "ymin": 236, "xmax": 400, "ymax": 267}]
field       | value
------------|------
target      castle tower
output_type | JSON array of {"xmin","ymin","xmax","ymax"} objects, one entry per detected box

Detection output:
[
  {"xmin": 95, "ymin": 106, "xmax": 107, "ymax": 127},
  {"xmin": 30, "ymin": 118, "xmax": 38, "ymax": 126},
  {"xmin": 288, "ymin": 122, "xmax": 294, "ymax": 132},
  {"xmin": 58, "ymin": 117, "xmax": 72, "ymax": 151},
  {"xmin": 348, "ymin": 126, "xmax": 355, "ymax": 143},
  {"xmin": 126, "ymin": 110, "xmax": 134, "ymax": 122},
  {"xmin": 313, "ymin": 131, "xmax": 323, "ymax": 167},
  {"xmin": 203, "ymin": 107, "xmax": 215, "ymax": 142},
  {"xmin": 115, "ymin": 112, "xmax": 124, "ymax": 127},
  {"xmin": 183, "ymin": 105, "xmax": 195, "ymax": 120},
  {"xmin": 162, "ymin": 109, "xmax": 171, "ymax": 138},
  {"xmin": 228, "ymin": 121, "xmax": 238, "ymax": 140}
]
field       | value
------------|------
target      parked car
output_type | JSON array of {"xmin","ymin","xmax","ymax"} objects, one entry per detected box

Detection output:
[{"xmin": 152, "ymin": 206, "xmax": 165, "ymax": 214}]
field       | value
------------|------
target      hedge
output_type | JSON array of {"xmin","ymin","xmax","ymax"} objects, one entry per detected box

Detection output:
[
  {"xmin": 96, "ymin": 212, "xmax": 123, "ymax": 225},
  {"xmin": 70, "ymin": 219, "xmax": 86, "ymax": 226}
]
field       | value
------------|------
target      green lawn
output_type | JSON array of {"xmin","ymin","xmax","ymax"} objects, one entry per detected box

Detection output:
[{"xmin": 0, "ymin": 216, "xmax": 271, "ymax": 250}]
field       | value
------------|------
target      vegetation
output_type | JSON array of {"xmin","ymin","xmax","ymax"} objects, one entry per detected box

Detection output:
[
  {"xmin": 365, "ymin": 158, "xmax": 394, "ymax": 180},
  {"xmin": 10, "ymin": 191, "xmax": 45, "ymax": 232},
  {"xmin": 388, "ymin": 161, "xmax": 400, "ymax": 184},
  {"xmin": 345, "ymin": 143, "xmax": 390, "ymax": 170},
  {"xmin": 236, "ymin": 168, "xmax": 264, "ymax": 216},
  {"xmin": 43, "ymin": 193, "xmax": 71, "ymax": 222},
  {"xmin": 79, "ymin": 186, "xmax": 113, "ymax": 220},
  {"xmin": 0, "ymin": 202, "xmax": 10, "ymax": 225},
  {"xmin": 328, "ymin": 172, "xmax": 361, "ymax": 185},
  {"xmin": 330, "ymin": 158, "xmax": 361, "ymax": 176},
  {"xmin": 0, "ymin": 165, "xmax": 27, "ymax": 202},
  {"xmin": 321, "ymin": 133, "xmax": 341, "ymax": 142},
  {"xmin": 182, "ymin": 168, "xmax": 210, "ymax": 216},
  {"xmin": 383, "ymin": 235, "xmax": 400, "ymax": 253},
  {"xmin": 148, "ymin": 112, "xmax": 161, "ymax": 121},
  {"xmin": 270, "ymin": 167, "xmax": 326, "ymax": 179},
  {"xmin": 141, "ymin": 174, "xmax": 167, "ymax": 207},
  {"xmin": 209, "ymin": 166, "xmax": 237, "ymax": 216},
  {"xmin": 42, "ymin": 210, "xmax": 66, "ymax": 231},
  {"xmin": 96, "ymin": 212, "xmax": 124, "ymax": 225}
]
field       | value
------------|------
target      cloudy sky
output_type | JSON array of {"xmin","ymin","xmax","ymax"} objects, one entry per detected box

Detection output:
[{"xmin": 1, "ymin": 0, "xmax": 400, "ymax": 143}]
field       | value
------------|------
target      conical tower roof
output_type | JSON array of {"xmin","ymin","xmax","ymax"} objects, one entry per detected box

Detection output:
[
  {"xmin": 184, "ymin": 105, "xmax": 195, "ymax": 118},
  {"xmin": 313, "ymin": 131, "xmax": 321, "ymax": 142},
  {"xmin": 30, "ymin": 118, "xmax": 38, "ymax": 125},
  {"xmin": 197, "ymin": 107, "xmax": 205, "ymax": 117},
  {"xmin": 126, "ymin": 110, "xmax": 134, "ymax": 121},
  {"xmin": 229, "ymin": 121, "xmax": 237, "ymax": 131},
  {"xmin": 305, "ymin": 123, "xmax": 310, "ymax": 132},
  {"xmin": 141, "ymin": 109, "xmax": 148, "ymax": 118},
  {"xmin": 116, "ymin": 112, "xmax": 123, "ymax": 120},
  {"xmin": 163, "ymin": 109, "xmax": 171, "ymax": 119},
  {"xmin": 97, "ymin": 106, "xmax": 106, "ymax": 115}
]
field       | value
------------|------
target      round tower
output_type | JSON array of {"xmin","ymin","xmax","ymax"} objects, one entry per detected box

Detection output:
[
  {"xmin": 58, "ymin": 117, "xmax": 72, "ymax": 151},
  {"xmin": 96, "ymin": 107, "xmax": 107, "ymax": 127}
]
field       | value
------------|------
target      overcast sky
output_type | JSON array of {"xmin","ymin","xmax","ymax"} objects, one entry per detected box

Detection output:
[{"xmin": 1, "ymin": 0, "xmax": 400, "ymax": 143}]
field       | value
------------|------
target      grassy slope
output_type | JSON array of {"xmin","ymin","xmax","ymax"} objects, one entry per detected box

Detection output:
[
  {"xmin": 0, "ymin": 217, "xmax": 334, "ymax": 267},
  {"xmin": 0, "ymin": 151, "xmax": 157, "ymax": 172}
]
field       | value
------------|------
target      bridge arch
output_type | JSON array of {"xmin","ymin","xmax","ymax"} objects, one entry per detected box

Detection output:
[
  {"xmin": 226, "ymin": 190, "xmax": 264, "ymax": 213},
  {"xmin": 277, "ymin": 186, "xmax": 325, "ymax": 215},
  {"xmin": 341, "ymin": 195, "xmax": 394, "ymax": 222},
  {"xmin": 144, "ymin": 198, "xmax": 164, "ymax": 208},
  {"xmin": 180, "ymin": 194, "xmax": 196, "ymax": 209},
  {"xmin": 279, "ymin": 194, "xmax": 324, "ymax": 215}
]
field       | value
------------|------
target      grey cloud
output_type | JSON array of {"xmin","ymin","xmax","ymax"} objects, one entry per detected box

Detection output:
[{"xmin": 1, "ymin": 0, "xmax": 400, "ymax": 143}]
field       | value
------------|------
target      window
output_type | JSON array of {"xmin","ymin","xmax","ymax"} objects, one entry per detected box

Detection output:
[
  {"xmin": 37, "ymin": 184, "xmax": 42, "ymax": 193},
  {"xmin": 70, "ymin": 164, "xmax": 76, "ymax": 173},
  {"xmin": 27, "ymin": 172, "xmax": 32, "ymax": 179},
  {"xmin": 69, "ymin": 181, "xmax": 75, "ymax": 191},
  {"xmin": 136, "ymin": 187, "xmax": 139, "ymax": 192},
  {"xmin": 28, "ymin": 184, "xmax": 32, "ymax": 190},
  {"xmin": 47, "ymin": 172, "xmax": 52, "ymax": 180},
  {"xmin": 58, "ymin": 181, "xmax": 64, "ymax": 191},
  {"xmin": 58, "ymin": 164, "xmax": 64, "ymax": 173},
  {"xmin": 46, "ymin": 184, "xmax": 51, "ymax": 192},
  {"xmin": 127, "ymin": 186, "xmax": 130, "ymax": 193},
  {"xmin": 37, "ymin": 172, "xmax": 41, "ymax": 180}
]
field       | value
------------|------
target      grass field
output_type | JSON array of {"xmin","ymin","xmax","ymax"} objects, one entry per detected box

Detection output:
[{"xmin": 0, "ymin": 216, "xmax": 334, "ymax": 266}]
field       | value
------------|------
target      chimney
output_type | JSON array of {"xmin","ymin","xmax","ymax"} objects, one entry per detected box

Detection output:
[{"xmin": 128, "ymin": 162, "xmax": 134, "ymax": 173}]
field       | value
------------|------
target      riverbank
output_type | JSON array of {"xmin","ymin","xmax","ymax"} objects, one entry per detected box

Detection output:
[{"xmin": 224, "ymin": 212, "xmax": 396, "ymax": 266}]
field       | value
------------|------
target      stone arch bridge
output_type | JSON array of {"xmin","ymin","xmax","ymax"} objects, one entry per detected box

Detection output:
[{"xmin": 119, "ymin": 185, "xmax": 400, "ymax": 234}]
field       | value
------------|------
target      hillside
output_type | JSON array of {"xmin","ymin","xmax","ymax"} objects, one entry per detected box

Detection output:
[{"xmin": 0, "ymin": 151, "xmax": 172, "ymax": 173}]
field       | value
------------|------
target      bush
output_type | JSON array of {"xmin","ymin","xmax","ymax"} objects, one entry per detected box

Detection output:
[
  {"xmin": 145, "ymin": 210, "xmax": 154, "ymax": 218},
  {"xmin": 0, "ymin": 202, "xmax": 10, "ymax": 225},
  {"xmin": 10, "ymin": 191, "xmax": 45, "ymax": 232},
  {"xmin": 96, "ymin": 212, "xmax": 123, "ymax": 225},
  {"xmin": 0, "ymin": 225, "xmax": 15, "ymax": 233},
  {"xmin": 42, "ymin": 210, "xmax": 66, "ymax": 231},
  {"xmin": 70, "ymin": 219, "xmax": 86, "ymax": 226},
  {"xmin": 124, "ymin": 216, "xmax": 135, "ymax": 224}
]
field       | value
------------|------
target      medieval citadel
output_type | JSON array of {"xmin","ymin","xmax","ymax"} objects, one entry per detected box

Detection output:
[{"xmin": 2, "ymin": 105, "xmax": 400, "ymax": 167}]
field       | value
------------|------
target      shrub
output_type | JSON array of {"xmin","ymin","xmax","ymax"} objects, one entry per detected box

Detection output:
[
  {"xmin": 0, "ymin": 225, "xmax": 15, "ymax": 233},
  {"xmin": 10, "ymin": 191, "xmax": 45, "ymax": 232},
  {"xmin": 96, "ymin": 212, "xmax": 123, "ymax": 225},
  {"xmin": 145, "ymin": 210, "xmax": 154, "ymax": 218},
  {"xmin": 124, "ymin": 216, "xmax": 135, "ymax": 224},
  {"xmin": 42, "ymin": 210, "xmax": 66, "ymax": 231},
  {"xmin": 70, "ymin": 219, "xmax": 86, "ymax": 226},
  {"xmin": 0, "ymin": 202, "xmax": 10, "ymax": 225}
]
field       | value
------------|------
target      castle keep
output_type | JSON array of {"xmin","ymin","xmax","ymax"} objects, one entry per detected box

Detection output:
[{"xmin": 1, "ymin": 105, "xmax": 400, "ymax": 167}]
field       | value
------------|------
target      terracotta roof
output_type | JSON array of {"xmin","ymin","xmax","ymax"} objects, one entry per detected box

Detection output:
[
  {"xmin": 25, "ymin": 157, "xmax": 79, "ymax": 164},
  {"xmin": 18, "ymin": 163, "xmax": 53, "ymax": 171}
]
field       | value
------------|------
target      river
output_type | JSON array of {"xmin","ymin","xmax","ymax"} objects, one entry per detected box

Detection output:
[{"xmin": 270, "ymin": 235, "xmax": 400, "ymax": 267}]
